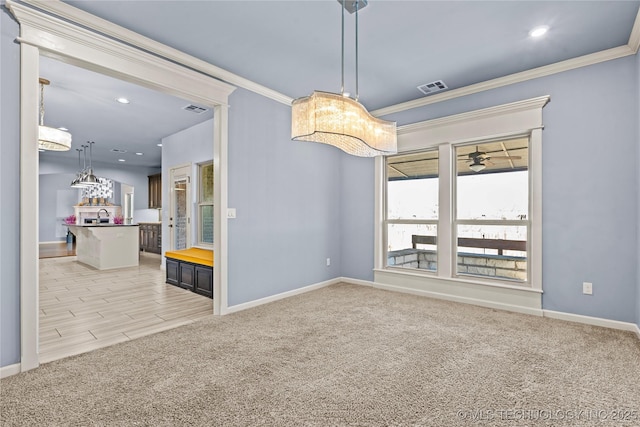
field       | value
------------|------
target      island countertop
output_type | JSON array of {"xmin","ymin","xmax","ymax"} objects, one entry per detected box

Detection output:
[
  {"xmin": 67, "ymin": 223, "xmax": 140, "ymax": 227},
  {"xmin": 67, "ymin": 224, "xmax": 139, "ymax": 270}
]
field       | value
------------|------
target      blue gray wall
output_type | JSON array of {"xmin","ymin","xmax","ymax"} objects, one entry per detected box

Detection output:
[
  {"xmin": 161, "ymin": 118, "xmax": 214, "ymax": 254},
  {"xmin": 38, "ymin": 158, "xmax": 161, "ymax": 241},
  {"xmin": 39, "ymin": 173, "xmax": 80, "ymax": 242},
  {"xmin": 637, "ymin": 49, "xmax": 640, "ymax": 329},
  {"xmin": 381, "ymin": 55, "xmax": 639, "ymax": 324},
  {"xmin": 227, "ymin": 88, "xmax": 342, "ymax": 306},
  {"xmin": 0, "ymin": 7, "xmax": 21, "ymax": 367},
  {"xmin": 2, "ymin": 6, "xmax": 639, "ymax": 369},
  {"xmin": 340, "ymin": 155, "xmax": 375, "ymax": 281}
]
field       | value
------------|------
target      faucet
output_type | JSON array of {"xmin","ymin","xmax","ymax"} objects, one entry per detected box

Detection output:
[{"xmin": 97, "ymin": 209, "xmax": 110, "ymax": 221}]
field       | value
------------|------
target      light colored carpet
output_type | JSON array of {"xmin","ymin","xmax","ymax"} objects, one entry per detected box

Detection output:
[{"xmin": 2, "ymin": 283, "xmax": 639, "ymax": 426}]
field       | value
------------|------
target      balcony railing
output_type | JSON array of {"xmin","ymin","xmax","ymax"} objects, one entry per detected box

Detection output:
[
  {"xmin": 388, "ymin": 234, "xmax": 527, "ymax": 282},
  {"xmin": 412, "ymin": 235, "xmax": 526, "ymax": 255}
]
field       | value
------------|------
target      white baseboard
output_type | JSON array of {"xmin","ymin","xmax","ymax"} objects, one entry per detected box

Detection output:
[
  {"xmin": 544, "ymin": 310, "xmax": 640, "ymax": 338},
  {"xmin": 0, "ymin": 363, "xmax": 21, "ymax": 379},
  {"xmin": 341, "ymin": 277, "xmax": 640, "ymax": 342},
  {"xmin": 340, "ymin": 277, "xmax": 543, "ymax": 317},
  {"xmin": 223, "ymin": 277, "xmax": 341, "ymax": 315}
]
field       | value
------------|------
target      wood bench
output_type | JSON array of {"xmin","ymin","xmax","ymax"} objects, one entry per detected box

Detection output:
[{"xmin": 165, "ymin": 248, "xmax": 213, "ymax": 298}]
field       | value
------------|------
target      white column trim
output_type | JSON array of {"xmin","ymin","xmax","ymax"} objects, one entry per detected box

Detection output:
[
  {"xmin": 529, "ymin": 128, "xmax": 543, "ymax": 290},
  {"xmin": 214, "ymin": 105, "xmax": 229, "ymax": 316},
  {"xmin": 20, "ymin": 42, "xmax": 40, "ymax": 372},
  {"xmin": 373, "ymin": 156, "xmax": 385, "ymax": 270}
]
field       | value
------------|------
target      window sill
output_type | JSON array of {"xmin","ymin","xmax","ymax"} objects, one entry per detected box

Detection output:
[
  {"xmin": 194, "ymin": 244, "xmax": 213, "ymax": 250},
  {"xmin": 374, "ymin": 267, "xmax": 543, "ymax": 294}
]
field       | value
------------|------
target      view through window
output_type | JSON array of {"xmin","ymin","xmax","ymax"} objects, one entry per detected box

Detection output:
[
  {"xmin": 385, "ymin": 137, "xmax": 529, "ymax": 283},
  {"xmin": 199, "ymin": 162, "xmax": 214, "ymax": 245}
]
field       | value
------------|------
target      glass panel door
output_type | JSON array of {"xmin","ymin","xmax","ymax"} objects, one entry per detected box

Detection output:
[{"xmin": 170, "ymin": 165, "xmax": 191, "ymax": 250}]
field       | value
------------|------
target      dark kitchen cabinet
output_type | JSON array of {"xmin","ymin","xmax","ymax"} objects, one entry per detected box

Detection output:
[
  {"xmin": 148, "ymin": 173, "xmax": 162, "ymax": 209},
  {"xmin": 164, "ymin": 257, "xmax": 213, "ymax": 299},
  {"xmin": 139, "ymin": 223, "xmax": 161, "ymax": 254}
]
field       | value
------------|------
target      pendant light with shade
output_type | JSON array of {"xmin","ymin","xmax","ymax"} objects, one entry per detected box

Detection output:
[
  {"xmin": 38, "ymin": 78, "xmax": 72, "ymax": 151},
  {"xmin": 80, "ymin": 141, "xmax": 99, "ymax": 186},
  {"xmin": 70, "ymin": 142, "xmax": 98, "ymax": 188},
  {"xmin": 70, "ymin": 147, "xmax": 89, "ymax": 188},
  {"xmin": 291, "ymin": 0, "xmax": 397, "ymax": 157}
]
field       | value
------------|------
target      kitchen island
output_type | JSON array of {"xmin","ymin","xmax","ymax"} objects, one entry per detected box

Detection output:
[{"xmin": 68, "ymin": 224, "xmax": 140, "ymax": 270}]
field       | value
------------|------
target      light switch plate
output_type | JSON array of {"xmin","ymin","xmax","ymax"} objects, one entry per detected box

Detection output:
[{"xmin": 227, "ymin": 208, "xmax": 236, "ymax": 219}]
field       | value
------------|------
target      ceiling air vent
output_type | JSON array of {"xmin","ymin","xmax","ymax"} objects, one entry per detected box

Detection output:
[
  {"xmin": 110, "ymin": 148, "xmax": 127, "ymax": 153},
  {"xmin": 183, "ymin": 104, "xmax": 208, "ymax": 114},
  {"xmin": 417, "ymin": 80, "xmax": 448, "ymax": 95}
]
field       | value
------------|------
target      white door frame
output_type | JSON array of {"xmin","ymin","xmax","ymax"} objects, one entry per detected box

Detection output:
[
  {"xmin": 169, "ymin": 164, "xmax": 192, "ymax": 250},
  {"xmin": 8, "ymin": 0, "xmax": 235, "ymax": 373},
  {"xmin": 121, "ymin": 183, "xmax": 134, "ymax": 224}
]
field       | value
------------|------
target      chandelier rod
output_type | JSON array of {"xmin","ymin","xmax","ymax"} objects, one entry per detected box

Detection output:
[
  {"xmin": 341, "ymin": 0, "xmax": 345, "ymax": 95},
  {"xmin": 355, "ymin": 0, "xmax": 359, "ymax": 101}
]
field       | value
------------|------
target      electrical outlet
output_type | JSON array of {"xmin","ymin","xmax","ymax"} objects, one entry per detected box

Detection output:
[
  {"xmin": 582, "ymin": 282, "xmax": 593, "ymax": 295},
  {"xmin": 227, "ymin": 208, "xmax": 236, "ymax": 219},
  {"xmin": 326, "ymin": 258, "xmax": 331, "ymax": 266}
]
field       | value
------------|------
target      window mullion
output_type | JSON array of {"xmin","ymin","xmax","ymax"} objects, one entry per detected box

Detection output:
[{"xmin": 438, "ymin": 143, "xmax": 453, "ymax": 278}]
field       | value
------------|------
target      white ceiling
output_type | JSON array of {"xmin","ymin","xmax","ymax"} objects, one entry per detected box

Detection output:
[
  {"xmin": 38, "ymin": 0, "xmax": 639, "ymax": 167},
  {"xmin": 39, "ymin": 56, "xmax": 213, "ymax": 168}
]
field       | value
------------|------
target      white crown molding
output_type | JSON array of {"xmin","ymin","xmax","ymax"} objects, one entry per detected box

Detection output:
[
  {"xmin": 628, "ymin": 5, "xmax": 640, "ymax": 53},
  {"xmin": 17, "ymin": 0, "xmax": 639, "ymax": 113},
  {"xmin": 372, "ymin": 45, "xmax": 634, "ymax": 117},
  {"xmin": 17, "ymin": 0, "xmax": 294, "ymax": 106},
  {"xmin": 397, "ymin": 96, "xmax": 550, "ymax": 135},
  {"xmin": 8, "ymin": 1, "xmax": 236, "ymax": 107}
]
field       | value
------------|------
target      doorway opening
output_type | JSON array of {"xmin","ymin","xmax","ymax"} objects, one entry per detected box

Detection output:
[{"xmin": 12, "ymin": 0, "xmax": 235, "ymax": 372}]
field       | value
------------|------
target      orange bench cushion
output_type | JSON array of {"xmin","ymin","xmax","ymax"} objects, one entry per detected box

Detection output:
[{"xmin": 165, "ymin": 248, "xmax": 213, "ymax": 267}]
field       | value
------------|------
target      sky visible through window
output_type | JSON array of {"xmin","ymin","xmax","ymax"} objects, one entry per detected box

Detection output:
[{"xmin": 388, "ymin": 171, "xmax": 528, "ymax": 252}]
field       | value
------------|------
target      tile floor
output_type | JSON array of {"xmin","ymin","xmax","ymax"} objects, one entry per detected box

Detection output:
[{"xmin": 39, "ymin": 252, "xmax": 213, "ymax": 364}]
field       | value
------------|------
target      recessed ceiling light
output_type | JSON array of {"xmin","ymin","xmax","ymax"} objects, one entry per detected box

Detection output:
[
  {"xmin": 135, "ymin": 152, "xmax": 143, "ymax": 156},
  {"xmin": 58, "ymin": 127, "xmax": 68, "ymax": 131},
  {"xmin": 118, "ymin": 159, "xmax": 126, "ymax": 162},
  {"xmin": 116, "ymin": 97, "xmax": 130, "ymax": 104},
  {"xmin": 529, "ymin": 25, "xmax": 549, "ymax": 38},
  {"xmin": 157, "ymin": 143, "xmax": 163, "ymax": 147}
]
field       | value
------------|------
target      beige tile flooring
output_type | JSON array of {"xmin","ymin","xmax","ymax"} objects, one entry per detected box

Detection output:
[{"xmin": 39, "ymin": 252, "xmax": 213, "ymax": 364}]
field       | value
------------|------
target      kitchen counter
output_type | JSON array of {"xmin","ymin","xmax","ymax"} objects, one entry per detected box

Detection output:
[
  {"xmin": 68, "ymin": 224, "xmax": 139, "ymax": 270},
  {"xmin": 70, "ymin": 223, "xmax": 140, "ymax": 227}
]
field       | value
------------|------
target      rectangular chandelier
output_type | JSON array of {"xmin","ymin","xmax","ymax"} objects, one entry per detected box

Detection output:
[{"xmin": 291, "ymin": 91, "xmax": 397, "ymax": 157}]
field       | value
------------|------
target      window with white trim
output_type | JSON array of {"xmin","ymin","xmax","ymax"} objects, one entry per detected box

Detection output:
[
  {"xmin": 377, "ymin": 96, "xmax": 548, "ymax": 292},
  {"xmin": 198, "ymin": 161, "xmax": 214, "ymax": 246},
  {"xmin": 386, "ymin": 150, "xmax": 439, "ymax": 271},
  {"xmin": 384, "ymin": 137, "xmax": 531, "ymax": 285}
]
